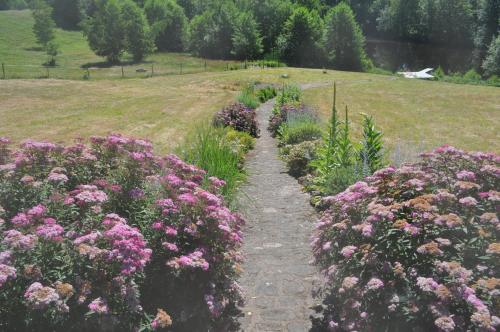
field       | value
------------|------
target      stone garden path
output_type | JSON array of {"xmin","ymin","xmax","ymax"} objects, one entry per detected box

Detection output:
[{"xmin": 237, "ymin": 100, "xmax": 319, "ymax": 331}]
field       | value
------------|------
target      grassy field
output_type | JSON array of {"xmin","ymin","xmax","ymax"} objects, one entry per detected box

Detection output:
[
  {"xmin": 1, "ymin": 68, "xmax": 499, "ymax": 156},
  {"xmin": 0, "ymin": 10, "xmax": 242, "ymax": 80},
  {"xmin": 0, "ymin": 10, "xmax": 498, "ymax": 157}
]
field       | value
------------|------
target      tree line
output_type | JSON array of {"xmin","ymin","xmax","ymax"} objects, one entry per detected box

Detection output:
[{"xmin": 3, "ymin": 0, "xmax": 499, "ymax": 75}]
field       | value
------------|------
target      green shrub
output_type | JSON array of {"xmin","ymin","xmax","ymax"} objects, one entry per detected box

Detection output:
[
  {"xmin": 463, "ymin": 68, "xmax": 481, "ymax": 81},
  {"xmin": 279, "ymin": 112, "xmax": 322, "ymax": 145},
  {"xmin": 225, "ymin": 128, "xmax": 255, "ymax": 154},
  {"xmin": 237, "ymin": 84, "xmax": 260, "ymax": 109},
  {"xmin": 256, "ymin": 86, "xmax": 277, "ymax": 102},
  {"xmin": 276, "ymin": 84, "xmax": 302, "ymax": 106},
  {"xmin": 487, "ymin": 75, "xmax": 500, "ymax": 86},
  {"xmin": 318, "ymin": 164, "xmax": 364, "ymax": 195},
  {"xmin": 433, "ymin": 65, "xmax": 445, "ymax": 79},
  {"xmin": 283, "ymin": 140, "xmax": 321, "ymax": 177},
  {"xmin": 178, "ymin": 125, "xmax": 245, "ymax": 201}
]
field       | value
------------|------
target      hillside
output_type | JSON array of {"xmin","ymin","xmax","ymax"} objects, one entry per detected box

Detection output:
[
  {"xmin": 0, "ymin": 10, "xmax": 239, "ymax": 80},
  {"xmin": 1, "ymin": 67, "xmax": 499, "ymax": 155},
  {"xmin": 0, "ymin": 10, "xmax": 498, "ymax": 156}
]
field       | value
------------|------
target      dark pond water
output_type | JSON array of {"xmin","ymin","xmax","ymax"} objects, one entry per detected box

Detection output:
[{"xmin": 366, "ymin": 39, "xmax": 473, "ymax": 73}]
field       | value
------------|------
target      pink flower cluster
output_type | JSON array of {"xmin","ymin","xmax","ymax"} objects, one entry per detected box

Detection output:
[
  {"xmin": 0, "ymin": 135, "xmax": 245, "ymax": 329},
  {"xmin": 312, "ymin": 146, "xmax": 499, "ymax": 331},
  {"xmin": 103, "ymin": 222, "xmax": 152, "ymax": 275}
]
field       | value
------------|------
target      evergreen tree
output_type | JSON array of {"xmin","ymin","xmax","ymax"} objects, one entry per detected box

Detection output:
[
  {"xmin": 83, "ymin": 0, "xmax": 125, "ymax": 63},
  {"xmin": 121, "ymin": 0, "xmax": 154, "ymax": 61},
  {"xmin": 278, "ymin": 6, "xmax": 323, "ymax": 67},
  {"xmin": 32, "ymin": 0, "xmax": 56, "ymax": 48},
  {"xmin": 231, "ymin": 12, "xmax": 263, "ymax": 59},
  {"xmin": 482, "ymin": 34, "xmax": 500, "ymax": 77},
  {"xmin": 323, "ymin": 2, "xmax": 370, "ymax": 71},
  {"xmin": 144, "ymin": 0, "xmax": 188, "ymax": 52}
]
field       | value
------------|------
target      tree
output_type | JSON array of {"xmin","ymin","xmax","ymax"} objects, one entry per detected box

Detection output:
[
  {"xmin": 45, "ymin": 41, "xmax": 59, "ymax": 66},
  {"xmin": 83, "ymin": 0, "xmax": 125, "ymax": 63},
  {"xmin": 474, "ymin": 0, "xmax": 500, "ymax": 68},
  {"xmin": 231, "ymin": 12, "xmax": 263, "ymax": 59},
  {"xmin": 250, "ymin": 0, "xmax": 293, "ymax": 54},
  {"xmin": 51, "ymin": 0, "xmax": 81, "ymax": 30},
  {"xmin": 375, "ymin": 0, "xmax": 425, "ymax": 41},
  {"xmin": 121, "ymin": 0, "xmax": 154, "ymax": 61},
  {"xmin": 482, "ymin": 35, "xmax": 500, "ymax": 77},
  {"xmin": 144, "ymin": 0, "xmax": 188, "ymax": 52},
  {"xmin": 323, "ymin": 2, "xmax": 370, "ymax": 71},
  {"xmin": 430, "ymin": 0, "xmax": 474, "ymax": 46},
  {"xmin": 0, "ymin": 0, "xmax": 8, "ymax": 10},
  {"xmin": 278, "ymin": 6, "xmax": 323, "ymax": 67},
  {"xmin": 176, "ymin": 0, "xmax": 207, "ymax": 19},
  {"xmin": 32, "ymin": 0, "xmax": 56, "ymax": 48},
  {"xmin": 189, "ymin": 1, "xmax": 238, "ymax": 59}
]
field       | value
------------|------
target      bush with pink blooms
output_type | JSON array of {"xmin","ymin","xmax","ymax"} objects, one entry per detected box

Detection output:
[
  {"xmin": 311, "ymin": 146, "xmax": 499, "ymax": 332},
  {"xmin": 0, "ymin": 135, "xmax": 244, "ymax": 331}
]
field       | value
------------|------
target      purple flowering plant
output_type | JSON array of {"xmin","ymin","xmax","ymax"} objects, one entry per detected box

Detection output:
[
  {"xmin": 312, "ymin": 146, "xmax": 499, "ymax": 331},
  {"xmin": 0, "ymin": 134, "xmax": 244, "ymax": 331},
  {"xmin": 213, "ymin": 102, "xmax": 260, "ymax": 137}
]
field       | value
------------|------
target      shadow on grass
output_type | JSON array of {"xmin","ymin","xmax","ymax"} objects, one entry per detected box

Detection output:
[
  {"xmin": 24, "ymin": 46, "xmax": 44, "ymax": 52},
  {"xmin": 81, "ymin": 59, "xmax": 154, "ymax": 69}
]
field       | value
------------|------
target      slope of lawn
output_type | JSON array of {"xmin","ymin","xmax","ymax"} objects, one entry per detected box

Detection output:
[
  {"xmin": 1, "ymin": 67, "xmax": 499, "ymax": 156},
  {"xmin": 0, "ymin": 10, "xmax": 239, "ymax": 80},
  {"xmin": 0, "ymin": 10, "xmax": 498, "ymax": 156}
]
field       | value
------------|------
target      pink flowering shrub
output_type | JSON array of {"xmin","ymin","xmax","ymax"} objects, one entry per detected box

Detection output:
[
  {"xmin": 0, "ymin": 135, "xmax": 244, "ymax": 331},
  {"xmin": 312, "ymin": 146, "xmax": 499, "ymax": 331}
]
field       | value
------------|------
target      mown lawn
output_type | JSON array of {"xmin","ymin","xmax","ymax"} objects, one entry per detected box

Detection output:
[
  {"xmin": 0, "ymin": 8, "xmax": 498, "ymax": 156},
  {"xmin": 1, "ymin": 67, "xmax": 499, "ymax": 156}
]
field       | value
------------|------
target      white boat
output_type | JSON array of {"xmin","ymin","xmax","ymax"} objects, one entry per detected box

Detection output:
[{"xmin": 398, "ymin": 68, "xmax": 434, "ymax": 79}]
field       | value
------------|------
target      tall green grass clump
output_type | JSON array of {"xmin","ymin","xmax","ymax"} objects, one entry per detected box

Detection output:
[
  {"xmin": 178, "ymin": 125, "xmax": 246, "ymax": 201},
  {"xmin": 237, "ymin": 84, "xmax": 260, "ymax": 109}
]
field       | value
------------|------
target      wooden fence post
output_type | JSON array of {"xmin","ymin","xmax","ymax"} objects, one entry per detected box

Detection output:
[
  {"xmin": 121, "ymin": 66, "xmax": 124, "ymax": 78},
  {"xmin": 180, "ymin": 63, "xmax": 183, "ymax": 75},
  {"xmin": 204, "ymin": 61, "xmax": 207, "ymax": 71},
  {"xmin": 1, "ymin": 63, "xmax": 5, "ymax": 79},
  {"xmin": 151, "ymin": 64, "xmax": 154, "ymax": 77}
]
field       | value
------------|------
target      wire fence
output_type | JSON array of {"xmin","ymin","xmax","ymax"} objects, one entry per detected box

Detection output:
[{"xmin": 0, "ymin": 60, "xmax": 283, "ymax": 80}]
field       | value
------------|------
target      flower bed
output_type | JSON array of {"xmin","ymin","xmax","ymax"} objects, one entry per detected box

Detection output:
[
  {"xmin": 312, "ymin": 146, "xmax": 499, "ymax": 331},
  {"xmin": 0, "ymin": 135, "xmax": 244, "ymax": 331}
]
